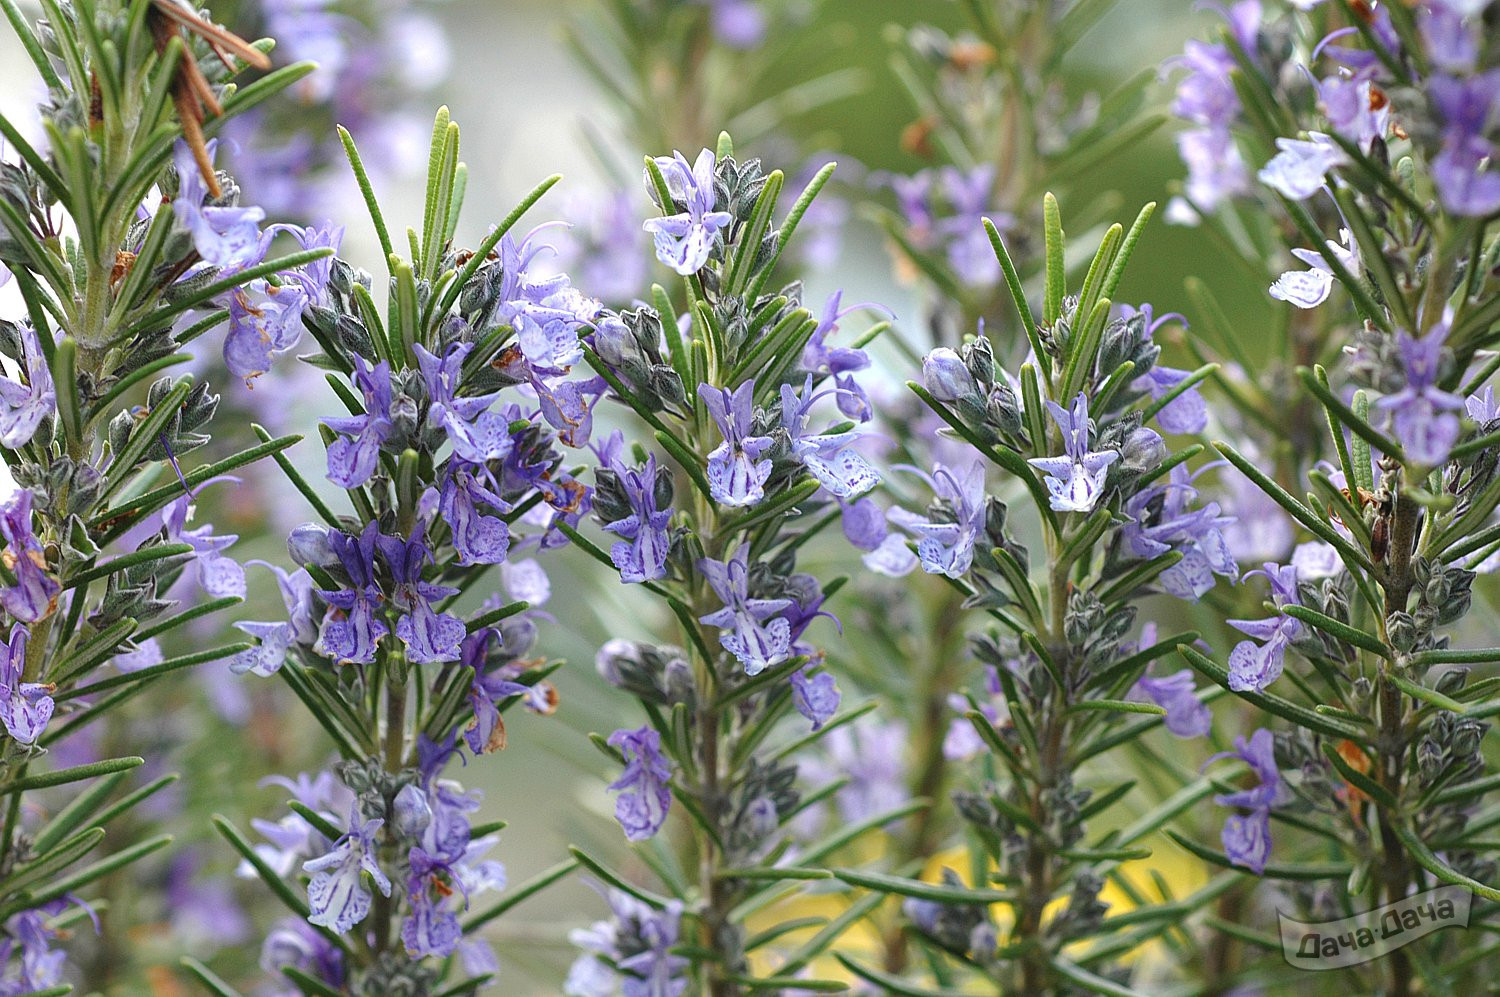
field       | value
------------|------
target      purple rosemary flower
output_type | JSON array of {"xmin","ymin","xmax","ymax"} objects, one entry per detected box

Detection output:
[
  {"xmin": 782, "ymin": 574, "xmax": 840, "ymax": 655},
  {"xmin": 608, "ymin": 726, "xmax": 674, "ymax": 841},
  {"xmin": 231, "ymin": 562, "xmax": 317, "ymax": 677},
  {"xmin": 644, "ymin": 149, "xmax": 733, "ymax": 276},
  {"xmin": 260, "ymin": 0, "xmax": 354, "ymax": 103},
  {"xmin": 531, "ymin": 372, "xmax": 603, "ymax": 449},
  {"xmin": 0, "ymin": 322, "xmax": 54, "ymax": 448},
  {"xmin": 417, "ymin": 342, "xmax": 515, "ymax": 464},
  {"xmin": 1207, "ymin": 728, "xmax": 1282, "ymax": 873},
  {"xmin": 440, "ymin": 462, "xmax": 511, "ymax": 566},
  {"xmin": 790, "ymin": 666, "xmax": 839, "ymax": 731},
  {"xmin": 602, "ymin": 454, "xmax": 675, "ymax": 584},
  {"xmin": 490, "ymin": 226, "xmax": 599, "ymax": 376},
  {"xmin": 323, "ymin": 357, "xmax": 394, "ymax": 488},
  {"xmin": 932, "ymin": 165, "xmax": 1000, "ymax": 283},
  {"xmin": 1121, "ymin": 464, "xmax": 1238, "ymax": 600},
  {"xmin": 1226, "ymin": 562, "xmax": 1303, "ymax": 692},
  {"xmin": 501, "ymin": 556, "xmax": 551, "ymax": 607},
  {"xmin": 0, "ymin": 899, "xmax": 94, "ymax": 994},
  {"xmin": 1468, "ymin": 384, "xmax": 1500, "ymax": 426},
  {"xmin": 1125, "ymin": 305, "xmax": 1206, "ymax": 434},
  {"xmin": 698, "ymin": 547, "xmax": 793, "ymax": 675},
  {"xmin": 245, "ymin": 771, "xmax": 351, "ymax": 880},
  {"xmin": 1269, "ymin": 227, "xmax": 1356, "ymax": 309},
  {"xmin": 890, "ymin": 460, "xmax": 988, "ymax": 578},
  {"xmin": 1376, "ymin": 323, "xmax": 1464, "ymax": 466},
  {"xmin": 1257, "ymin": 134, "xmax": 1349, "ymax": 200},
  {"xmin": 0, "ymin": 490, "xmax": 58, "ymax": 624},
  {"xmin": 172, "ymin": 138, "xmax": 266, "ymax": 269},
  {"xmin": 1170, "ymin": 37, "xmax": 1249, "ymax": 128},
  {"xmin": 303, "ymin": 806, "xmax": 391, "ymax": 934},
  {"xmin": 885, "ymin": 170, "xmax": 934, "ymax": 241},
  {"xmin": 566, "ymin": 889, "xmax": 689, "ymax": 997},
  {"xmin": 1133, "ymin": 663, "xmax": 1212, "ymax": 739},
  {"xmin": 1318, "ymin": 75, "xmax": 1391, "ymax": 150},
  {"xmin": 377, "ymin": 525, "xmax": 465, "ymax": 664},
  {"xmin": 0, "ymin": 625, "xmax": 51, "ymax": 745},
  {"xmin": 841, "ymin": 497, "xmax": 918, "ymax": 577},
  {"xmin": 1166, "ymin": 17, "xmax": 1255, "ymax": 214},
  {"xmin": 160, "ymin": 483, "xmax": 246, "ymax": 599},
  {"xmin": 780, "ymin": 375, "xmax": 880, "ymax": 499},
  {"xmin": 224, "ymin": 221, "xmax": 342, "ymax": 383},
  {"xmin": 461, "ymin": 627, "xmax": 551, "ymax": 754},
  {"xmin": 800, "ymin": 291, "xmax": 881, "ymax": 423},
  {"xmin": 1290, "ymin": 540, "xmax": 1342, "ymax": 580},
  {"xmin": 518, "ymin": 288, "xmax": 597, "ymax": 378},
  {"xmin": 1430, "ymin": 72, "xmax": 1500, "ymax": 217},
  {"xmin": 412, "ymin": 734, "xmax": 480, "ymax": 864},
  {"xmin": 1174, "ymin": 127, "xmax": 1250, "ymax": 216},
  {"xmin": 314, "ymin": 522, "xmax": 389, "ymax": 665},
  {"xmin": 1027, "ymin": 394, "xmax": 1119, "ymax": 513},
  {"xmin": 1420, "ymin": 4, "xmax": 1478, "ymax": 73},
  {"xmin": 402, "ymin": 818, "xmax": 507, "ymax": 965},
  {"xmin": 1220, "ymin": 448, "xmax": 1295, "ymax": 563},
  {"xmin": 401, "ymin": 847, "xmax": 462, "ymax": 959},
  {"xmin": 700, "ymin": 381, "xmax": 774, "ymax": 507}
]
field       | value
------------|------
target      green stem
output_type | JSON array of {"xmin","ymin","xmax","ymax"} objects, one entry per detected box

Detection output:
[
  {"xmin": 371, "ymin": 670, "xmax": 407, "ymax": 958},
  {"xmin": 1016, "ymin": 524, "xmax": 1071, "ymax": 996}
]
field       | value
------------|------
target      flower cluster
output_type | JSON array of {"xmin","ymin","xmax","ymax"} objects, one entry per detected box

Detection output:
[
  {"xmin": 882, "ymin": 196, "xmax": 1243, "ymax": 992},
  {"xmin": 1154, "ymin": 3, "xmax": 1500, "ymax": 993},
  {"xmin": 217, "ymin": 113, "xmax": 579, "ymax": 992},
  {"xmin": 0, "ymin": 3, "xmax": 328, "ymax": 988},
  {"xmin": 565, "ymin": 140, "xmax": 906, "ymax": 991}
]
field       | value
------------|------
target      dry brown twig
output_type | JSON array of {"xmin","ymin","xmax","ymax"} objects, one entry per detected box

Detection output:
[{"xmin": 146, "ymin": 0, "xmax": 270, "ymax": 197}]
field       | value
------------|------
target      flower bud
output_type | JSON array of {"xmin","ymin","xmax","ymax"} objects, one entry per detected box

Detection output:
[
  {"xmin": 1385, "ymin": 611, "xmax": 1418, "ymax": 652},
  {"xmin": 596, "ymin": 638, "xmax": 640, "ymax": 687},
  {"xmin": 288, "ymin": 524, "xmax": 335, "ymax": 568},
  {"xmin": 591, "ymin": 314, "xmax": 638, "ymax": 368},
  {"xmin": 393, "ymin": 783, "xmax": 432, "ymax": 839},
  {"xmin": 963, "ymin": 336, "xmax": 996, "ymax": 388},
  {"xmin": 495, "ymin": 616, "xmax": 538, "ymax": 658},
  {"xmin": 1120, "ymin": 426, "xmax": 1166, "ymax": 473},
  {"xmin": 742, "ymin": 796, "xmax": 779, "ymax": 841},
  {"xmin": 986, "ymin": 382, "xmax": 1024, "ymax": 437},
  {"xmin": 923, "ymin": 348, "xmax": 979, "ymax": 403},
  {"xmin": 1417, "ymin": 737, "xmax": 1443, "ymax": 780},
  {"xmin": 1435, "ymin": 667, "xmax": 1469, "ymax": 696},
  {"xmin": 1453, "ymin": 720, "xmax": 1484, "ymax": 757},
  {"xmin": 969, "ymin": 921, "xmax": 999, "ymax": 960}
]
